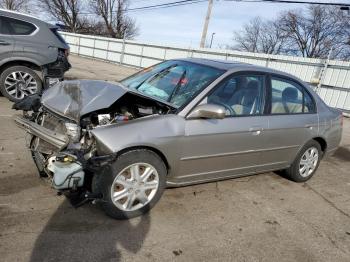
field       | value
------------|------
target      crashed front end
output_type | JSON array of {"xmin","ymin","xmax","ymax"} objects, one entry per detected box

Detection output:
[
  {"xmin": 13, "ymin": 80, "xmax": 174, "ymax": 206},
  {"xmin": 14, "ymin": 111, "xmax": 92, "ymax": 192}
]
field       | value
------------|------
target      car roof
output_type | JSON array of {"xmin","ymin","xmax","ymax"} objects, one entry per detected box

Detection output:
[
  {"xmin": 0, "ymin": 9, "xmax": 53, "ymax": 27},
  {"xmin": 177, "ymin": 58, "xmax": 301, "ymax": 81},
  {"xmin": 177, "ymin": 58, "xmax": 244, "ymax": 70}
]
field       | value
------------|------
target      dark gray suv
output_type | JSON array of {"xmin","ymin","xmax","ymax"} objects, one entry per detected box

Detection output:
[{"xmin": 0, "ymin": 9, "xmax": 70, "ymax": 102}]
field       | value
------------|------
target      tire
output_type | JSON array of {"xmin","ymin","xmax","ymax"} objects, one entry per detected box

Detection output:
[
  {"xmin": 284, "ymin": 140, "xmax": 322, "ymax": 182},
  {"xmin": 0, "ymin": 66, "xmax": 42, "ymax": 102},
  {"xmin": 93, "ymin": 149, "xmax": 167, "ymax": 219}
]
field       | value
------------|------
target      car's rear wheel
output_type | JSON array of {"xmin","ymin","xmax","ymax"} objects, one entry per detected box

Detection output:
[
  {"xmin": 0, "ymin": 66, "xmax": 42, "ymax": 102},
  {"xmin": 284, "ymin": 140, "xmax": 322, "ymax": 182},
  {"xmin": 93, "ymin": 149, "xmax": 167, "ymax": 219}
]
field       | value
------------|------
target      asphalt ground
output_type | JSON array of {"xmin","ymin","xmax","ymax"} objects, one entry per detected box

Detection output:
[{"xmin": 1, "ymin": 55, "xmax": 350, "ymax": 262}]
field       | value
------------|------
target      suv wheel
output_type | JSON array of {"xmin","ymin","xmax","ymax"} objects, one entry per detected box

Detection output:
[
  {"xmin": 0, "ymin": 66, "xmax": 42, "ymax": 102},
  {"xmin": 93, "ymin": 149, "xmax": 167, "ymax": 219}
]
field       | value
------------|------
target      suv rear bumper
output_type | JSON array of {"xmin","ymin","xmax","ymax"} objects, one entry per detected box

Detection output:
[{"xmin": 45, "ymin": 57, "xmax": 71, "ymax": 78}]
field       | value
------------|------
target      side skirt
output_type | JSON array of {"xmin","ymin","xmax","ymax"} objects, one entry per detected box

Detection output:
[{"xmin": 165, "ymin": 166, "xmax": 290, "ymax": 188}]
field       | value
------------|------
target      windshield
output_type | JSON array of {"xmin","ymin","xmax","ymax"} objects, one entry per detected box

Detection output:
[{"xmin": 121, "ymin": 60, "xmax": 224, "ymax": 108}]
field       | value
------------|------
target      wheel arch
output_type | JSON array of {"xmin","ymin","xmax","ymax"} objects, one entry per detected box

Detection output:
[
  {"xmin": 0, "ymin": 60, "xmax": 42, "ymax": 74},
  {"xmin": 116, "ymin": 146, "xmax": 170, "ymax": 173},
  {"xmin": 312, "ymin": 137, "xmax": 327, "ymax": 153},
  {"xmin": 291, "ymin": 137, "xmax": 327, "ymax": 165}
]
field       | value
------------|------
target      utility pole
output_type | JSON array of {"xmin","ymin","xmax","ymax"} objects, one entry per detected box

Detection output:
[{"xmin": 200, "ymin": 0, "xmax": 213, "ymax": 48}]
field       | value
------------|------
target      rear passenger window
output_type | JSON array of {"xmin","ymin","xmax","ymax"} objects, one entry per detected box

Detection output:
[
  {"xmin": 270, "ymin": 77, "xmax": 315, "ymax": 114},
  {"xmin": 0, "ymin": 16, "xmax": 10, "ymax": 34},
  {"xmin": 2, "ymin": 17, "xmax": 36, "ymax": 35}
]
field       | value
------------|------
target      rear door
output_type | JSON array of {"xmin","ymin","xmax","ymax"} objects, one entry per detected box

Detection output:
[
  {"xmin": 257, "ymin": 75, "xmax": 319, "ymax": 171},
  {"xmin": 0, "ymin": 16, "xmax": 15, "ymax": 60}
]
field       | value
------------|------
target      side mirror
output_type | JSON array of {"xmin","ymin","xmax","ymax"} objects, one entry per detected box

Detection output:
[{"xmin": 187, "ymin": 103, "xmax": 226, "ymax": 120}]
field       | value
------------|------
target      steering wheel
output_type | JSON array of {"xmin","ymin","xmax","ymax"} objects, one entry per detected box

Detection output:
[{"xmin": 214, "ymin": 102, "xmax": 236, "ymax": 116}]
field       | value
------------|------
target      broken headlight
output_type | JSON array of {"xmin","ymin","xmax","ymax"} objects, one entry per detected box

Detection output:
[
  {"xmin": 65, "ymin": 123, "xmax": 81, "ymax": 142},
  {"xmin": 97, "ymin": 114, "xmax": 111, "ymax": 125}
]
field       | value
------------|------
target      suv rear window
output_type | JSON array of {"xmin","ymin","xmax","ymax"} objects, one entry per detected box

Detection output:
[{"xmin": 1, "ymin": 16, "xmax": 36, "ymax": 35}]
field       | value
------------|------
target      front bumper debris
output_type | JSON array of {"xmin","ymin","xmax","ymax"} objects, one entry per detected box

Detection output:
[{"xmin": 14, "ymin": 115, "xmax": 68, "ymax": 149}]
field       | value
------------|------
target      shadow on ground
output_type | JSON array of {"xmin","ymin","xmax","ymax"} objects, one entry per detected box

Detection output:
[
  {"xmin": 332, "ymin": 145, "xmax": 350, "ymax": 162},
  {"xmin": 29, "ymin": 201, "xmax": 150, "ymax": 262}
]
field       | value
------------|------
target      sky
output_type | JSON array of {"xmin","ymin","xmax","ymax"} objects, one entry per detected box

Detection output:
[
  {"xmin": 35, "ymin": 0, "xmax": 349, "ymax": 49},
  {"xmin": 125, "ymin": 0, "xmax": 349, "ymax": 48}
]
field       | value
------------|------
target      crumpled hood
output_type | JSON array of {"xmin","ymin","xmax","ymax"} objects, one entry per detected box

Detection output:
[{"xmin": 41, "ymin": 80, "xmax": 128, "ymax": 122}]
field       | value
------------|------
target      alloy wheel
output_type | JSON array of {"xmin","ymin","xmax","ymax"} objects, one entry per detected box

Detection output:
[
  {"xmin": 299, "ymin": 147, "xmax": 319, "ymax": 177},
  {"xmin": 110, "ymin": 163, "xmax": 159, "ymax": 211},
  {"xmin": 4, "ymin": 71, "xmax": 38, "ymax": 100}
]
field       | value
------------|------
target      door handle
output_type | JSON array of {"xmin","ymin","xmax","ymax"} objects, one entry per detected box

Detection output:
[
  {"xmin": 249, "ymin": 127, "xmax": 263, "ymax": 135},
  {"xmin": 0, "ymin": 41, "xmax": 10, "ymax": 46},
  {"xmin": 304, "ymin": 124, "xmax": 314, "ymax": 129}
]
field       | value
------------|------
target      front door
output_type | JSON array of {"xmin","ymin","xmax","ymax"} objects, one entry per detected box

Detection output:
[{"xmin": 175, "ymin": 73, "xmax": 268, "ymax": 185}]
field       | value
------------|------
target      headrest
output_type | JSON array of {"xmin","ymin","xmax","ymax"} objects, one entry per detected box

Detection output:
[
  {"xmin": 246, "ymin": 80, "xmax": 259, "ymax": 92},
  {"xmin": 282, "ymin": 87, "xmax": 298, "ymax": 102}
]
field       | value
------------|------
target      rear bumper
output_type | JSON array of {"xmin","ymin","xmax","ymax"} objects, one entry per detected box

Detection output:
[
  {"xmin": 43, "ymin": 54, "xmax": 71, "ymax": 88},
  {"xmin": 14, "ymin": 115, "xmax": 68, "ymax": 149}
]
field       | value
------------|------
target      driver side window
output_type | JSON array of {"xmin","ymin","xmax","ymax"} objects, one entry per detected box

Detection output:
[{"xmin": 206, "ymin": 75, "xmax": 265, "ymax": 116}]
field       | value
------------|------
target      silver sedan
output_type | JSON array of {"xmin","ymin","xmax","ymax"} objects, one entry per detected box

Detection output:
[{"xmin": 14, "ymin": 58, "xmax": 343, "ymax": 219}]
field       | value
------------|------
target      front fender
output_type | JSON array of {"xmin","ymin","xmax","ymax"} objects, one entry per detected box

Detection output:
[{"xmin": 90, "ymin": 114, "xmax": 185, "ymax": 168}]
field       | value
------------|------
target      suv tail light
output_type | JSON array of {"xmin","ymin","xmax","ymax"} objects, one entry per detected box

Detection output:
[
  {"xmin": 340, "ymin": 113, "xmax": 344, "ymax": 127},
  {"xmin": 64, "ymin": 48, "xmax": 70, "ymax": 57}
]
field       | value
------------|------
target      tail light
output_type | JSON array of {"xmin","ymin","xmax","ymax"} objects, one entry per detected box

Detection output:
[
  {"xmin": 64, "ymin": 48, "xmax": 70, "ymax": 57},
  {"xmin": 340, "ymin": 113, "xmax": 343, "ymax": 127}
]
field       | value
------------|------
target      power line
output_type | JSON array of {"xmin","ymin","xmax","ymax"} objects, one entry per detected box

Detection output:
[
  {"xmin": 78, "ymin": 0, "xmax": 350, "ymax": 16},
  {"xmin": 79, "ymin": 0, "xmax": 207, "ymax": 15},
  {"xmin": 129, "ymin": 0, "xmax": 206, "ymax": 11},
  {"xmin": 226, "ymin": 0, "xmax": 350, "ymax": 7}
]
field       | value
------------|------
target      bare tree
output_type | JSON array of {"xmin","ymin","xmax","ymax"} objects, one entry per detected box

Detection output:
[
  {"xmin": 78, "ymin": 18, "xmax": 106, "ymax": 35},
  {"xmin": 40, "ymin": 0, "xmax": 84, "ymax": 33},
  {"xmin": 232, "ymin": 5, "xmax": 350, "ymax": 60},
  {"xmin": 232, "ymin": 17, "xmax": 285, "ymax": 55},
  {"xmin": 92, "ymin": 0, "xmax": 138, "ymax": 39},
  {"xmin": 278, "ymin": 5, "xmax": 348, "ymax": 59},
  {"xmin": 233, "ymin": 17, "xmax": 261, "ymax": 53},
  {"xmin": 331, "ymin": 7, "xmax": 350, "ymax": 59},
  {"xmin": 259, "ymin": 20, "xmax": 286, "ymax": 54},
  {"xmin": 0, "ymin": 0, "xmax": 28, "ymax": 11}
]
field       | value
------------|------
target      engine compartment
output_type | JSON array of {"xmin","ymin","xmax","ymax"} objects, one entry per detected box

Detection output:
[{"xmin": 80, "ymin": 92, "xmax": 176, "ymax": 128}]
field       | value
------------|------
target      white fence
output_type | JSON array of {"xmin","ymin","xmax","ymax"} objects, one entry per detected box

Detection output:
[{"xmin": 61, "ymin": 32, "xmax": 350, "ymax": 112}]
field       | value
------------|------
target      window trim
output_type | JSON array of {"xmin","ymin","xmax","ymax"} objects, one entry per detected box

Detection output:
[
  {"xmin": 0, "ymin": 15, "xmax": 39, "ymax": 36},
  {"xmin": 187, "ymin": 71, "xmax": 268, "ymax": 119},
  {"xmin": 267, "ymin": 74, "xmax": 317, "ymax": 115}
]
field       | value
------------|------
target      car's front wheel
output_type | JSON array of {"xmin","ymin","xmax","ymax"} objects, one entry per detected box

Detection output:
[
  {"xmin": 93, "ymin": 149, "xmax": 167, "ymax": 219},
  {"xmin": 284, "ymin": 140, "xmax": 322, "ymax": 182},
  {"xmin": 0, "ymin": 66, "xmax": 42, "ymax": 102}
]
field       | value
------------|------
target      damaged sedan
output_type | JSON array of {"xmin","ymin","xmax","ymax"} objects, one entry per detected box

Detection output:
[{"xmin": 13, "ymin": 58, "xmax": 342, "ymax": 219}]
